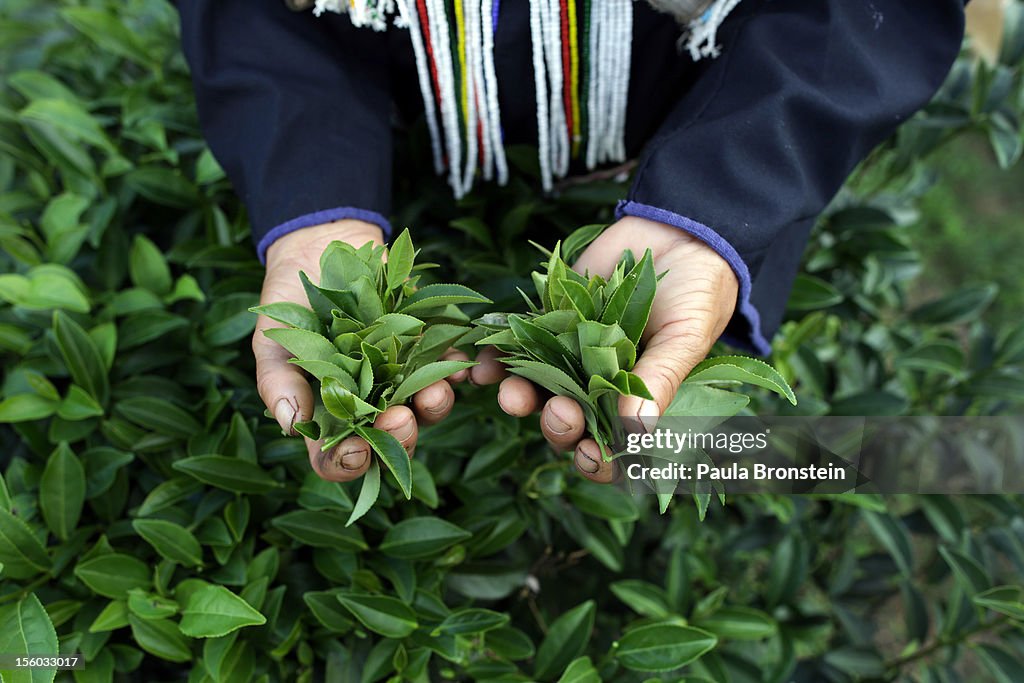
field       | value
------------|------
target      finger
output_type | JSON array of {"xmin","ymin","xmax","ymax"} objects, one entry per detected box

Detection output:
[
  {"xmin": 253, "ymin": 319, "xmax": 315, "ymax": 435},
  {"xmin": 441, "ymin": 348, "xmax": 471, "ymax": 383},
  {"xmin": 306, "ymin": 435, "xmax": 371, "ymax": 482},
  {"xmin": 412, "ymin": 380, "xmax": 455, "ymax": 425},
  {"xmin": 374, "ymin": 405, "xmax": 418, "ymax": 456},
  {"xmin": 619, "ymin": 320, "xmax": 710, "ymax": 426},
  {"xmin": 540, "ymin": 395, "xmax": 585, "ymax": 451},
  {"xmin": 497, "ymin": 376, "xmax": 541, "ymax": 417},
  {"xmin": 470, "ymin": 345, "xmax": 509, "ymax": 385},
  {"xmin": 574, "ymin": 439, "xmax": 617, "ymax": 484}
]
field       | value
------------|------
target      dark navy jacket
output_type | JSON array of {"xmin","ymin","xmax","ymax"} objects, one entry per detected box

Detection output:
[{"xmin": 176, "ymin": 0, "xmax": 965, "ymax": 354}]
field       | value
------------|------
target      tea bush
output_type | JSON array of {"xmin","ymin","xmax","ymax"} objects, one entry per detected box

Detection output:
[{"xmin": 2, "ymin": 1, "xmax": 1024, "ymax": 681}]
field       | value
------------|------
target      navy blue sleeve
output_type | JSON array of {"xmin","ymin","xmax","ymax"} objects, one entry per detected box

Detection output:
[
  {"xmin": 620, "ymin": 0, "xmax": 966, "ymax": 354},
  {"xmin": 177, "ymin": 0, "xmax": 394, "ymax": 262}
]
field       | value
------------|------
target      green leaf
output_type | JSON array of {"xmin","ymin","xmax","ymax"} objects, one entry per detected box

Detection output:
[
  {"xmin": 615, "ymin": 623, "xmax": 717, "ymax": 672},
  {"xmin": 973, "ymin": 586, "xmax": 1024, "ymax": 622},
  {"xmin": 0, "ymin": 595, "xmax": 59, "ymax": 681},
  {"xmin": 303, "ymin": 590, "xmax": 355, "ymax": 632},
  {"xmin": 74, "ymin": 553, "xmax": 151, "ymax": 599},
  {"xmin": 127, "ymin": 589, "xmax": 178, "ymax": 621},
  {"xmin": 609, "ymin": 580, "xmax": 673, "ymax": 619},
  {"xmin": 664, "ymin": 384, "xmax": 749, "ymax": 417},
  {"xmin": 862, "ymin": 510, "xmax": 914, "ymax": 577},
  {"xmin": 57, "ymin": 384, "xmax": 104, "ymax": 421},
  {"xmin": 263, "ymin": 327, "xmax": 338, "ymax": 362},
  {"xmin": 132, "ymin": 519, "xmax": 203, "ymax": 567},
  {"xmin": 271, "ymin": 510, "xmax": 368, "ymax": 550},
  {"xmin": 249, "ymin": 302, "xmax": 323, "ymax": 333},
  {"xmin": 336, "ymin": 593, "xmax": 418, "ymax": 639},
  {"xmin": 61, "ymin": 7, "xmax": 156, "ymax": 66},
  {"xmin": 53, "ymin": 311, "xmax": 108, "ymax": 406},
  {"xmin": 534, "ymin": 601, "xmax": 596, "ymax": 680},
  {"xmin": 909, "ymin": 284, "xmax": 998, "ymax": 325},
  {"xmin": 128, "ymin": 615, "xmax": 192, "ymax": 662},
  {"xmin": 431, "ymin": 608, "xmax": 509, "ymax": 636},
  {"xmin": 179, "ymin": 585, "xmax": 266, "ymax": 638},
  {"xmin": 115, "ymin": 397, "xmax": 200, "ymax": 440},
  {"xmin": 694, "ymin": 606, "xmax": 777, "ymax": 640},
  {"xmin": 391, "ymin": 360, "xmax": 475, "ymax": 403},
  {"xmin": 39, "ymin": 442, "xmax": 85, "ymax": 541},
  {"xmin": 684, "ymin": 355, "xmax": 796, "ymax": 405},
  {"xmin": 0, "ymin": 507, "xmax": 51, "ymax": 578},
  {"xmin": 556, "ymin": 656, "xmax": 601, "ymax": 683},
  {"xmin": 786, "ymin": 274, "xmax": 843, "ymax": 310},
  {"xmin": 379, "ymin": 517, "xmax": 472, "ymax": 560},
  {"xmin": 601, "ymin": 249, "xmax": 656, "ymax": 344},
  {"xmin": 172, "ymin": 456, "xmax": 282, "ymax": 494},
  {"xmin": 398, "ymin": 284, "xmax": 491, "ymax": 314},
  {"xmin": 125, "ymin": 168, "xmax": 200, "ymax": 208},
  {"xmin": 387, "ymin": 229, "xmax": 415, "ymax": 292},
  {"xmin": 321, "ymin": 376, "xmax": 379, "ymax": 420},
  {"xmin": 976, "ymin": 644, "xmax": 1024, "ymax": 683},
  {"xmin": 129, "ymin": 235, "xmax": 172, "ymax": 296},
  {"xmin": 0, "ymin": 393, "xmax": 58, "ymax": 423},
  {"xmin": 486, "ymin": 627, "xmax": 536, "ymax": 661},
  {"xmin": 502, "ymin": 359, "xmax": 588, "ymax": 402},
  {"xmin": 346, "ymin": 458, "xmax": 381, "ymax": 527},
  {"xmin": 355, "ymin": 426, "xmax": 413, "ymax": 499},
  {"xmin": 939, "ymin": 546, "xmax": 990, "ymax": 597},
  {"xmin": 88, "ymin": 600, "xmax": 129, "ymax": 633}
]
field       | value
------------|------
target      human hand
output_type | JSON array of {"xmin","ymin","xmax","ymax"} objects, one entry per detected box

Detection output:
[
  {"xmin": 255, "ymin": 219, "xmax": 469, "ymax": 482},
  {"xmin": 471, "ymin": 216, "xmax": 739, "ymax": 483}
]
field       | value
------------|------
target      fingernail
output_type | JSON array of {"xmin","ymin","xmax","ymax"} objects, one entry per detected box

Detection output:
[
  {"xmin": 425, "ymin": 395, "xmax": 452, "ymax": 415},
  {"xmin": 394, "ymin": 419, "xmax": 415, "ymax": 442},
  {"xmin": 544, "ymin": 411, "xmax": 570, "ymax": 435},
  {"xmin": 576, "ymin": 451, "xmax": 600, "ymax": 474},
  {"xmin": 274, "ymin": 398, "xmax": 296, "ymax": 435},
  {"xmin": 638, "ymin": 399, "xmax": 660, "ymax": 433},
  {"xmin": 340, "ymin": 448, "xmax": 368, "ymax": 470}
]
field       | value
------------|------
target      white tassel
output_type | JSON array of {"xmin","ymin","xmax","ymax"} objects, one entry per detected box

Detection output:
[
  {"xmin": 395, "ymin": 0, "xmax": 444, "ymax": 174},
  {"xmin": 683, "ymin": 0, "xmax": 742, "ymax": 60}
]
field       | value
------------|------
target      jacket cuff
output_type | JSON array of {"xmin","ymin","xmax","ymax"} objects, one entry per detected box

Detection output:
[
  {"xmin": 256, "ymin": 207, "xmax": 393, "ymax": 264},
  {"xmin": 614, "ymin": 199, "xmax": 772, "ymax": 356}
]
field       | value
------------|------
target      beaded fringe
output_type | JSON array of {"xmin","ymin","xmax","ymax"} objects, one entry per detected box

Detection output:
[{"xmin": 314, "ymin": 0, "xmax": 742, "ymax": 196}]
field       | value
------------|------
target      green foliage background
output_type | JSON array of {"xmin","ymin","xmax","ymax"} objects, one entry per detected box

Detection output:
[{"xmin": 2, "ymin": 1, "xmax": 1024, "ymax": 681}]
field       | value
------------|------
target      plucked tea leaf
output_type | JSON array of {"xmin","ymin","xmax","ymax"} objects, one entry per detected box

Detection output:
[
  {"xmin": 263, "ymin": 327, "xmax": 338, "ymax": 363},
  {"xmin": 398, "ymin": 284, "xmax": 491, "ymax": 314},
  {"xmin": 250, "ymin": 302, "xmax": 323, "ymax": 332},
  {"xmin": 355, "ymin": 426, "xmax": 413, "ymax": 499},
  {"xmin": 387, "ymin": 229, "xmax": 415, "ymax": 292},
  {"xmin": 600, "ymin": 249, "xmax": 656, "ymax": 344},
  {"xmin": 684, "ymin": 355, "xmax": 797, "ymax": 405},
  {"xmin": 391, "ymin": 360, "xmax": 475, "ymax": 403},
  {"xmin": 347, "ymin": 459, "xmax": 381, "ymax": 527}
]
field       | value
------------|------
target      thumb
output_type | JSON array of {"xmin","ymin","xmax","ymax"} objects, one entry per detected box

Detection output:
[{"xmin": 619, "ymin": 322, "xmax": 710, "ymax": 424}]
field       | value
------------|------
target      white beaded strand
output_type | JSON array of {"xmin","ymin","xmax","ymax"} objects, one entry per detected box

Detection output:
[
  {"xmin": 529, "ymin": 0, "xmax": 554, "ymax": 191},
  {"xmin": 395, "ymin": 0, "xmax": 445, "ymax": 174},
  {"xmin": 481, "ymin": 0, "xmax": 508, "ymax": 185}
]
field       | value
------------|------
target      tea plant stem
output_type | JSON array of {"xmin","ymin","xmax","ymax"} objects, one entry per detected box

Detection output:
[
  {"xmin": 883, "ymin": 614, "xmax": 1010, "ymax": 672},
  {"xmin": 0, "ymin": 574, "xmax": 50, "ymax": 605}
]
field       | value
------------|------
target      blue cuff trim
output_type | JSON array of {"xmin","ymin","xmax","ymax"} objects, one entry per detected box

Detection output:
[
  {"xmin": 615, "ymin": 199, "xmax": 772, "ymax": 356},
  {"xmin": 256, "ymin": 207, "xmax": 393, "ymax": 264}
]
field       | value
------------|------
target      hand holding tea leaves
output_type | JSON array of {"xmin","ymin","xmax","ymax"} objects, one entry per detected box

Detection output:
[
  {"xmin": 254, "ymin": 221, "xmax": 487, "ymax": 522},
  {"xmin": 473, "ymin": 216, "xmax": 788, "ymax": 483}
]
